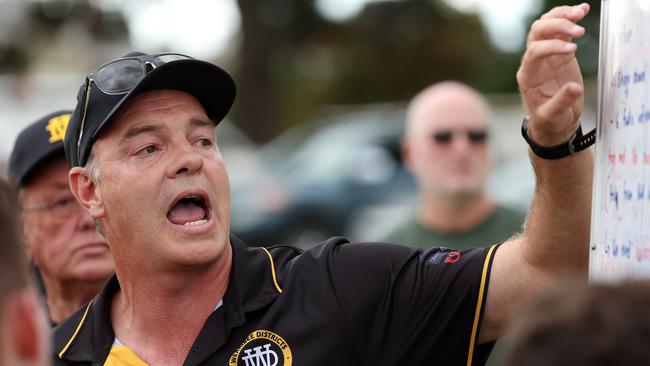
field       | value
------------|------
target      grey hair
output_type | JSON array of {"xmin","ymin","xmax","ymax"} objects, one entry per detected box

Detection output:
[
  {"xmin": 85, "ymin": 151, "xmax": 102, "ymax": 183},
  {"xmin": 83, "ymin": 151, "xmax": 105, "ymax": 237}
]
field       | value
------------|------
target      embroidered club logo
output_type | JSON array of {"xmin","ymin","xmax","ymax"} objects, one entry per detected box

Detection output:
[
  {"xmin": 423, "ymin": 247, "xmax": 458, "ymax": 265},
  {"xmin": 444, "ymin": 251, "xmax": 461, "ymax": 263},
  {"xmin": 45, "ymin": 114, "xmax": 71, "ymax": 143},
  {"xmin": 229, "ymin": 330, "xmax": 292, "ymax": 366}
]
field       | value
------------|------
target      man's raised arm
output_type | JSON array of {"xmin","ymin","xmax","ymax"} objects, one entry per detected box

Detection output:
[{"xmin": 479, "ymin": 3, "xmax": 594, "ymax": 343}]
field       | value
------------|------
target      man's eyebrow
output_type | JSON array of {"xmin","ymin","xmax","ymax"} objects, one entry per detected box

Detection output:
[
  {"xmin": 121, "ymin": 123, "xmax": 166, "ymax": 140},
  {"xmin": 189, "ymin": 118, "xmax": 214, "ymax": 129}
]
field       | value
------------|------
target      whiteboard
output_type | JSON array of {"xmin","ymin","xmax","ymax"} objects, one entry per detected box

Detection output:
[{"xmin": 590, "ymin": 0, "xmax": 650, "ymax": 281}]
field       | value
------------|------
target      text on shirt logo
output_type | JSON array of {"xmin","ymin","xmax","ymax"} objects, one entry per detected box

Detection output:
[
  {"xmin": 230, "ymin": 330, "xmax": 292, "ymax": 366},
  {"xmin": 423, "ymin": 247, "xmax": 458, "ymax": 265}
]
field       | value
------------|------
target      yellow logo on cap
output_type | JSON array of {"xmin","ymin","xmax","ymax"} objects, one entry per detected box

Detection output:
[{"xmin": 46, "ymin": 114, "xmax": 71, "ymax": 144}]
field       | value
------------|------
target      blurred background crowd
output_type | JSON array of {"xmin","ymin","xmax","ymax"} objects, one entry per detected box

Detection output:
[{"xmin": 0, "ymin": 0, "xmax": 599, "ymax": 247}]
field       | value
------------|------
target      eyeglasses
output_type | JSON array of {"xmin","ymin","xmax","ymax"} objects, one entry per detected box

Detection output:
[
  {"xmin": 431, "ymin": 129, "xmax": 488, "ymax": 145},
  {"xmin": 76, "ymin": 53, "xmax": 193, "ymax": 164},
  {"xmin": 23, "ymin": 194, "xmax": 80, "ymax": 217}
]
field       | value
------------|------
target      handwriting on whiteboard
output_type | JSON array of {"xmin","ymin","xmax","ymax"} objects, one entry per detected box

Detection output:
[{"xmin": 591, "ymin": 0, "xmax": 650, "ymax": 281}]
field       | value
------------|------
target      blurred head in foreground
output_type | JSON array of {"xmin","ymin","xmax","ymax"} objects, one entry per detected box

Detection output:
[
  {"xmin": 505, "ymin": 281, "xmax": 650, "ymax": 366},
  {"xmin": 0, "ymin": 177, "xmax": 50, "ymax": 366}
]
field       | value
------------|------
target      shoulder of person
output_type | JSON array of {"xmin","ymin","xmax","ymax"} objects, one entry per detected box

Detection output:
[{"xmin": 274, "ymin": 236, "xmax": 421, "ymax": 275}]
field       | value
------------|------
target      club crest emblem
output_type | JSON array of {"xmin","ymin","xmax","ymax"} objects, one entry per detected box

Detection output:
[{"xmin": 229, "ymin": 330, "xmax": 292, "ymax": 366}]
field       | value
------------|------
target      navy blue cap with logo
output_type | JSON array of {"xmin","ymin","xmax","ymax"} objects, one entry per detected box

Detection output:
[
  {"xmin": 64, "ymin": 51, "xmax": 237, "ymax": 168},
  {"xmin": 9, "ymin": 110, "xmax": 73, "ymax": 187}
]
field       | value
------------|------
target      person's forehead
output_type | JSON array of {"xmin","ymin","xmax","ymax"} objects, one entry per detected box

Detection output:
[
  {"xmin": 118, "ymin": 90, "xmax": 205, "ymax": 120},
  {"xmin": 414, "ymin": 101, "xmax": 487, "ymax": 133},
  {"xmin": 409, "ymin": 89, "xmax": 474, "ymax": 124},
  {"xmin": 102, "ymin": 90, "xmax": 210, "ymax": 136},
  {"xmin": 22, "ymin": 159, "xmax": 70, "ymax": 196}
]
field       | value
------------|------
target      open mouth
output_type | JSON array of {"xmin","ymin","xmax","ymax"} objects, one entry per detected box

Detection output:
[{"xmin": 167, "ymin": 191, "xmax": 211, "ymax": 227}]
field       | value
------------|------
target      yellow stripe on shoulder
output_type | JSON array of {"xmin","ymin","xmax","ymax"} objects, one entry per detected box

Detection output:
[
  {"xmin": 261, "ymin": 247, "xmax": 283, "ymax": 293},
  {"xmin": 466, "ymin": 244, "xmax": 498, "ymax": 366},
  {"xmin": 104, "ymin": 345, "xmax": 149, "ymax": 366},
  {"xmin": 58, "ymin": 300, "xmax": 93, "ymax": 359}
]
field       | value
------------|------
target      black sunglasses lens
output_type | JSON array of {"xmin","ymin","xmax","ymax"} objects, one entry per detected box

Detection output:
[
  {"xmin": 433, "ymin": 131, "xmax": 453, "ymax": 144},
  {"xmin": 468, "ymin": 130, "xmax": 488, "ymax": 143},
  {"xmin": 95, "ymin": 59, "xmax": 144, "ymax": 94}
]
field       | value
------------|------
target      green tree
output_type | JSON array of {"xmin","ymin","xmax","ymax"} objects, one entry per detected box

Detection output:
[{"xmin": 235, "ymin": 0, "xmax": 525, "ymax": 142}]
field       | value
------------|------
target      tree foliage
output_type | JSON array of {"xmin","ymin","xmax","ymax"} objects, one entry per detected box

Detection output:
[{"xmin": 234, "ymin": 0, "xmax": 535, "ymax": 141}]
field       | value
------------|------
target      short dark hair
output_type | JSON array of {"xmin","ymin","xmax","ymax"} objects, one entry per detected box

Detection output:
[
  {"xmin": 505, "ymin": 281, "xmax": 650, "ymax": 366},
  {"xmin": 0, "ymin": 177, "xmax": 28, "ymax": 304}
]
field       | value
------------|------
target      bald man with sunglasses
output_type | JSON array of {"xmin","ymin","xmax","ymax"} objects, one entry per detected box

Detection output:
[{"xmin": 382, "ymin": 81, "xmax": 526, "ymax": 251}]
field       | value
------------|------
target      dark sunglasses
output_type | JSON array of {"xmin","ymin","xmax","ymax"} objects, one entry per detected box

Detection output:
[
  {"xmin": 432, "ymin": 129, "xmax": 488, "ymax": 145},
  {"xmin": 75, "ymin": 53, "xmax": 193, "ymax": 164}
]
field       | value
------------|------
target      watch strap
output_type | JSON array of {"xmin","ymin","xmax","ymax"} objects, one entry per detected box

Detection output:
[{"xmin": 521, "ymin": 115, "xmax": 596, "ymax": 160}]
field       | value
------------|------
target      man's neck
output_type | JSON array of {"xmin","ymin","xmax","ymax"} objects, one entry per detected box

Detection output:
[
  {"xmin": 110, "ymin": 243, "xmax": 233, "ymax": 365},
  {"xmin": 417, "ymin": 191, "xmax": 495, "ymax": 233},
  {"xmin": 43, "ymin": 276, "xmax": 105, "ymax": 324}
]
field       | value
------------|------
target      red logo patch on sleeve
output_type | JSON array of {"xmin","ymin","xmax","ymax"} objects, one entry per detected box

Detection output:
[{"xmin": 444, "ymin": 251, "xmax": 461, "ymax": 264}]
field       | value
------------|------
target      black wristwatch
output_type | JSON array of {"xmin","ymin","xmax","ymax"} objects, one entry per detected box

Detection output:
[{"xmin": 521, "ymin": 116, "xmax": 596, "ymax": 160}]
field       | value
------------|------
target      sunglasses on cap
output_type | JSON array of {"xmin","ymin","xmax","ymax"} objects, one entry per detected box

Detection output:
[
  {"xmin": 431, "ymin": 129, "xmax": 488, "ymax": 145},
  {"xmin": 75, "ymin": 53, "xmax": 192, "ymax": 164}
]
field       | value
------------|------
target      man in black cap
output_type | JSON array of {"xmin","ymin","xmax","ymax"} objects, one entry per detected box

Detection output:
[
  {"xmin": 9, "ymin": 111, "xmax": 114, "ymax": 326},
  {"xmin": 54, "ymin": 3, "xmax": 593, "ymax": 365}
]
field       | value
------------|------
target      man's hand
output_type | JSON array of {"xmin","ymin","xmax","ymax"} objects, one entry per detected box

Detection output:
[
  {"xmin": 478, "ymin": 3, "xmax": 593, "ymax": 344},
  {"xmin": 517, "ymin": 3, "xmax": 589, "ymax": 145}
]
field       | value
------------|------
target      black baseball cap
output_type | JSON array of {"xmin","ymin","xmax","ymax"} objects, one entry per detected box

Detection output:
[
  {"xmin": 64, "ymin": 52, "xmax": 236, "ymax": 168},
  {"xmin": 9, "ymin": 110, "xmax": 73, "ymax": 187}
]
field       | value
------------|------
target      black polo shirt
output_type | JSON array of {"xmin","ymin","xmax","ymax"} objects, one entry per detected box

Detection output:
[{"xmin": 53, "ymin": 235, "xmax": 499, "ymax": 365}]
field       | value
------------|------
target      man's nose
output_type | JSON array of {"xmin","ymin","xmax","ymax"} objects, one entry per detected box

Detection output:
[
  {"xmin": 166, "ymin": 142, "xmax": 203, "ymax": 178},
  {"xmin": 451, "ymin": 134, "xmax": 473, "ymax": 152}
]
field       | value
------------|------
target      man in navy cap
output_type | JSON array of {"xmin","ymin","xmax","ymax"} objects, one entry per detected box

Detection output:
[
  {"xmin": 54, "ymin": 3, "xmax": 593, "ymax": 365},
  {"xmin": 9, "ymin": 111, "xmax": 114, "ymax": 326}
]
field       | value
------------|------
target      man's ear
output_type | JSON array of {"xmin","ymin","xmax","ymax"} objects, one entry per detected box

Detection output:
[
  {"xmin": 21, "ymin": 220, "xmax": 34, "ymax": 261},
  {"xmin": 69, "ymin": 167, "xmax": 105, "ymax": 219},
  {"xmin": 22, "ymin": 229, "xmax": 35, "ymax": 263},
  {"xmin": 401, "ymin": 138, "xmax": 415, "ymax": 173},
  {"xmin": 2, "ymin": 289, "xmax": 50, "ymax": 363}
]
